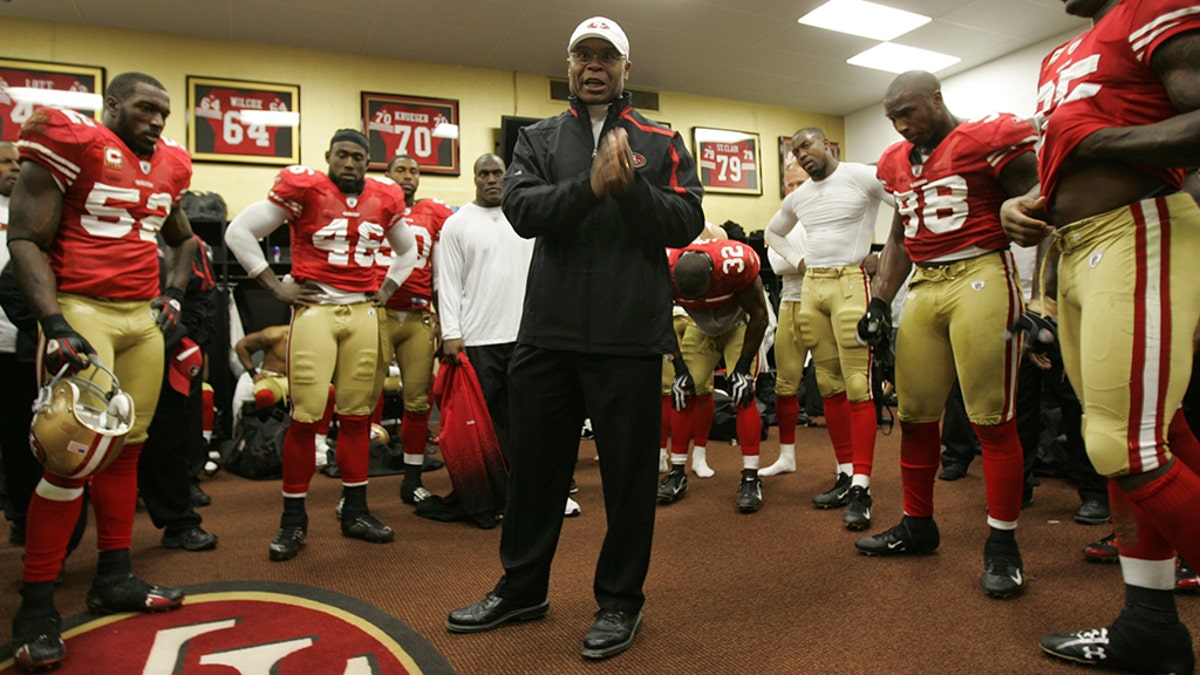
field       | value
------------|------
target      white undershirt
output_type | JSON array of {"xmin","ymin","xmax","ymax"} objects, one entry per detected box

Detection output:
[
  {"xmin": 433, "ymin": 202, "xmax": 534, "ymax": 347},
  {"xmin": 765, "ymin": 162, "xmax": 893, "ymax": 269}
]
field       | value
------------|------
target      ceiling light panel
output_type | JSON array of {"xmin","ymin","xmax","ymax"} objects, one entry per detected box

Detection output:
[
  {"xmin": 798, "ymin": 0, "xmax": 932, "ymax": 41},
  {"xmin": 847, "ymin": 42, "xmax": 962, "ymax": 73}
]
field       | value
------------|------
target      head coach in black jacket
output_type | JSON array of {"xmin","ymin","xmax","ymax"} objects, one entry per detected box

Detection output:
[{"xmin": 446, "ymin": 15, "xmax": 705, "ymax": 661}]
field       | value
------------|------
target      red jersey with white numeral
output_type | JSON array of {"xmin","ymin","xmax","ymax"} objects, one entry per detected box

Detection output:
[
  {"xmin": 268, "ymin": 168, "xmax": 407, "ymax": 293},
  {"xmin": 379, "ymin": 197, "xmax": 453, "ymax": 311},
  {"xmin": 876, "ymin": 114, "xmax": 1036, "ymax": 264},
  {"xmin": 1035, "ymin": 0, "xmax": 1200, "ymax": 205},
  {"xmin": 18, "ymin": 107, "xmax": 192, "ymax": 299},
  {"xmin": 669, "ymin": 239, "xmax": 760, "ymax": 310}
]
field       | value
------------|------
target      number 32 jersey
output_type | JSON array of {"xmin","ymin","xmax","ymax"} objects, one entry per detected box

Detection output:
[
  {"xmin": 876, "ymin": 114, "xmax": 1037, "ymax": 264},
  {"xmin": 669, "ymin": 239, "xmax": 760, "ymax": 336},
  {"xmin": 18, "ymin": 107, "xmax": 192, "ymax": 300},
  {"xmin": 268, "ymin": 167, "xmax": 408, "ymax": 293}
]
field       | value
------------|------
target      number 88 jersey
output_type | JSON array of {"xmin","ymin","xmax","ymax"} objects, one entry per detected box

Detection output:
[
  {"xmin": 875, "ymin": 114, "xmax": 1037, "ymax": 265},
  {"xmin": 268, "ymin": 167, "xmax": 408, "ymax": 293},
  {"xmin": 18, "ymin": 107, "xmax": 192, "ymax": 300}
]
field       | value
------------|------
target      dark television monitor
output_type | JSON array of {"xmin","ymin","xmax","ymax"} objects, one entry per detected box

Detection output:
[{"xmin": 500, "ymin": 116, "xmax": 541, "ymax": 166}]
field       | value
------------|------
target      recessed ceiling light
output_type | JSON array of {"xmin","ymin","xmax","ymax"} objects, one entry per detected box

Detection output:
[
  {"xmin": 847, "ymin": 42, "xmax": 961, "ymax": 74},
  {"xmin": 798, "ymin": 0, "xmax": 931, "ymax": 41}
]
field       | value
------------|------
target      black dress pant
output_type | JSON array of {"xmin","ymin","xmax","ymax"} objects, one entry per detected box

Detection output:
[
  {"xmin": 466, "ymin": 342, "xmax": 517, "ymax": 460},
  {"xmin": 138, "ymin": 369, "xmax": 203, "ymax": 533},
  {"xmin": 495, "ymin": 345, "xmax": 659, "ymax": 614},
  {"xmin": 0, "ymin": 353, "xmax": 41, "ymax": 526}
]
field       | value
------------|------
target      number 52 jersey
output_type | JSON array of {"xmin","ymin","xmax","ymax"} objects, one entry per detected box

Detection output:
[{"xmin": 18, "ymin": 107, "xmax": 192, "ymax": 300}]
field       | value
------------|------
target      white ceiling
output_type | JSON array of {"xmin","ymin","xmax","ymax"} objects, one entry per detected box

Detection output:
[{"xmin": 0, "ymin": 0, "xmax": 1088, "ymax": 116}]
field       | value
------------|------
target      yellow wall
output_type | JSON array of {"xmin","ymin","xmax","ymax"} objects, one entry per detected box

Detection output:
[{"xmin": 2, "ymin": 17, "xmax": 841, "ymax": 231}]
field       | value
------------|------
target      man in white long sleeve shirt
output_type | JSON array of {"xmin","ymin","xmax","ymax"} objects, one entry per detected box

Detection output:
[
  {"xmin": 224, "ymin": 129, "xmax": 417, "ymax": 562},
  {"xmin": 435, "ymin": 153, "xmax": 533, "ymax": 459},
  {"xmin": 764, "ymin": 127, "xmax": 893, "ymax": 530}
]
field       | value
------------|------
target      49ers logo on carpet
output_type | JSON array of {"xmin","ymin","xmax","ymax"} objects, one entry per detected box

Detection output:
[{"xmin": 0, "ymin": 581, "xmax": 455, "ymax": 674}]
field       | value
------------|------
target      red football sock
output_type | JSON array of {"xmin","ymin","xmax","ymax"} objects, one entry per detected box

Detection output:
[
  {"xmin": 1110, "ymin": 479, "xmax": 1173, "ymax": 561},
  {"xmin": 849, "ymin": 399, "xmax": 877, "ymax": 476},
  {"xmin": 737, "ymin": 401, "xmax": 762, "ymax": 456},
  {"xmin": 1168, "ymin": 411, "xmax": 1200, "ymax": 473},
  {"xmin": 824, "ymin": 392, "xmax": 853, "ymax": 466},
  {"xmin": 670, "ymin": 399, "xmax": 695, "ymax": 458},
  {"xmin": 90, "ymin": 443, "xmax": 141, "ymax": 552},
  {"xmin": 660, "ymin": 395, "xmax": 672, "ymax": 447},
  {"xmin": 336, "ymin": 414, "xmax": 372, "ymax": 486},
  {"xmin": 402, "ymin": 410, "xmax": 429, "ymax": 459},
  {"xmin": 693, "ymin": 394, "xmax": 714, "ymax": 446},
  {"xmin": 201, "ymin": 384, "xmax": 214, "ymax": 435},
  {"xmin": 281, "ymin": 420, "xmax": 318, "ymax": 495},
  {"xmin": 23, "ymin": 474, "xmax": 86, "ymax": 583},
  {"xmin": 776, "ymin": 394, "xmax": 799, "ymax": 445},
  {"xmin": 899, "ymin": 421, "xmax": 940, "ymax": 518},
  {"xmin": 1126, "ymin": 459, "xmax": 1200, "ymax": 567},
  {"xmin": 975, "ymin": 420, "xmax": 1024, "ymax": 523}
]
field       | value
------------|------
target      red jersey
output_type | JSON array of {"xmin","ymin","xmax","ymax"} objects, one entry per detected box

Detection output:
[
  {"xmin": 1034, "ymin": 0, "xmax": 1200, "ymax": 204},
  {"xmin": 380, "ymin": 197, "xmax": 453, "ymax": 311},
  {"xmin": 268, "ymin": 168, "xmax": 407, "ymax": 293},
  {"xmin": 18, "ymin": 107, "xmax": 192, "ymax": 299},
  {"xmin": 876, "ymin": 114, "xmax": 1036, "ymax": 264},
  {"xmin": 669, "ymin": 240, "xmax": 760, "ymax": 311}
]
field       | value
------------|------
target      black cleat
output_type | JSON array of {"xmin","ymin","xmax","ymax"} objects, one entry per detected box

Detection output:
[
  {"xmin": 813, "ymin": 472, "xmax": 850, "ymax": 509},
  {"xmin": 1083, "ymin": 533, "xmax": 1118, "ymax": 563},
  {"xmin": 842, "ymin": 485, "xmax": 872, "ymax": 531},
  {"xmin": 855, "ymin": 516, "xmax": 940, "ymax": 556},
  {"xmin": 1040, "ymin": 607, "xmax": 1194, "ymax": 673},
  {"xmin": 400, "ymin": 481, "xmax": 433, "ymax": 505},
  {"xmin": 268, "ymin": 525, "xmax": 306, "ymax": 562},
  {"xmin": 11, "ymin": 604, "xmax": 64, "ymax": 672},
  {"xmin": 736, "ymin": 474, "xmax": 763, "ymax": 513},
  {"xmin": 342, "ymin": 513, "xmax": 395, "ymax": 543},
  {"xmin": 982, "ymin": 553, "xmax": 1025, "ymax": 599},
  {"xmin": 656, "ymin": 470, "xmax": 688, "ymax": 505},
  {"xmin": 86, "ymin": 574, "xmax": 184, "ymax": 614}
]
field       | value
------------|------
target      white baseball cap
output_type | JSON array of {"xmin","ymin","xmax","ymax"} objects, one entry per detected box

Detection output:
[{"xmin": 568, "ymin": 16, "xmax": 629, "ymax": 58}]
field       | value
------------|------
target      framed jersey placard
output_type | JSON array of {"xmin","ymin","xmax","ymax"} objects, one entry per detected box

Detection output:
[
  {"xmin": 361, "ymin": 92, "xmax": 459, "ymax": 175},
  {"xmin": 187, "ymin": 76, "xmax": 300, "ymax": 165},
  {"xmin": 0, "ymin": 58, "xmax": 105, "ymax": 142},
  {"xmin": 693, "ymin": 127, "xmax": 761, "ymax": 196}
]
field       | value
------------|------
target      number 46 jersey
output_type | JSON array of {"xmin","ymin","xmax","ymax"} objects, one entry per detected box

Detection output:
[
  {"xmin": 268, "ymin": 167, "xmax": 408, "ymax": 293},
  {"xmin": 18, "ymin": 107, "xmax": 192, "ymax": 300},
  {"xmin": 876, "ymin": 114, "xmax": 1037, "ymax": 265}
]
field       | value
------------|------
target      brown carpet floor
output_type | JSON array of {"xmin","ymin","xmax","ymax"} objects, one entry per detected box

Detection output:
[{"xmin": 3, "ymin": 423, "xmax": 1197, "ymax": 674}]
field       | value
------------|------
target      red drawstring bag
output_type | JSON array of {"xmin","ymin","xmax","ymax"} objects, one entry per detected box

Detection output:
[{"xmin": 430, "ymin": 354, "xmax": 508, "ymax": 527}]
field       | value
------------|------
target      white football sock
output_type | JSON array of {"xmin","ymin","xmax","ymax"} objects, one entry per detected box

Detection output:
[
  {"xmin": 691, "ymin": 445, "xmax": 715, "ymax": 478},
  {"xmin": 759, "ymin": 443, "xmax": 796, "ymax": 476}
]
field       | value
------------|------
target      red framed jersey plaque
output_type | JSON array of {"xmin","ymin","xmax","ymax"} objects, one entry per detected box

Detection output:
[
  {"xmin": 187, "ymin": 76, "xmax": 299, "ymax": 165},
  {"xmin": 362, "ymin": 92, "xmax": 460, "ymax": 176}
]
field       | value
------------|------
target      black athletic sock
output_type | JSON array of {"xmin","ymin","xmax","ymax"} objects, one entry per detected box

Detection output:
[
  {"xmin": 341, "ymin": 485, "xmax": 367, "ymax": 521},
  {"xmin": 741, "ymin": 468, "xmax": 758, "ymax": 481},
  {"xmin": 1124, "ymin": 584, "xmax": 1179, "ymax": 622},
  {"xmin": 18, "ymin": 582, "xmax": 56, "ymax": 612},
  {"xmin": 985, "ymin": 527, "xmax": 1019, "ymax": 557},
  {"xmin": 280, "ymin": 497, "xmax": 307, "ymax": 529},
  {"xmin": 95, "ymin": 549, "xmax": 132, "ymax": 580}
]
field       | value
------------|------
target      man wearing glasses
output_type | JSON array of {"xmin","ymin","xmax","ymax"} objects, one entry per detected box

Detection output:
[{"xmin": 445, "ymin": 16, "xmax": 704, "ymax": 661}]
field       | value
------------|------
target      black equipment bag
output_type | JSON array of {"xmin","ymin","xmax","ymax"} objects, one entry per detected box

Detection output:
[{"xmin": 222, "ymin": 404, "xmax": 287, "ymax": 479}]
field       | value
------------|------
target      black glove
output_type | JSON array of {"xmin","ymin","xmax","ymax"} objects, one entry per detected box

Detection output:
[
  {"xmin": 40, "ymin": 313, "xmax": 94, "ymax": 375},
  {"xmin": 856, "ymin": 297, "xmax": 892, "ymax": 347},
  {"xmin": 671, "ymin": 357, "xmax": 694, "ymax": 411},
  {"xmin": 1005, "ymin": 311, "xmax": 1057, "ymax": 354},
  {"xmin": 151, "ymin": 287, "xmax": 185, "ymax": 335},
  {"xmin": 729, "ymin": 356, "xmax": 755, "ymax": 408}
]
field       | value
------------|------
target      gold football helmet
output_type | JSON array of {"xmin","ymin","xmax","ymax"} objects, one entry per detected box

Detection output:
[
  {"xmin": 29, "ymin": 359, "xmax": 135, "ymax": 479},
  {"xmin": 369, "ymin": 423, "xmax": 390, "ymax": 446}
]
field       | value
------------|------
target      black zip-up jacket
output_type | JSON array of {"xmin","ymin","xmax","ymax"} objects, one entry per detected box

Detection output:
[{"xmin": 503, "ymin": 92, "xmax": 704, "ymax": 356}]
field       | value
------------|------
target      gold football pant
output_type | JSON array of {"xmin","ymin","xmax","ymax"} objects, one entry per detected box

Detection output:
[
  {"xmin": 1056, "ymin": 193, "xmax": 1200, "ymax": 478},
  {"xmin": 774, "ymin": 299, "xmax": 809, "ymax": 397},
  {"xmin": 798, "ymin": 266, "xmax": 872, "ymax": 402},
  {"xmin": 288, "ymin": 301, "xmax": 381, "ymax": 421},
  {"xmin": 384, "ymin": 308, "xmax": 436, "ymax": 414}
]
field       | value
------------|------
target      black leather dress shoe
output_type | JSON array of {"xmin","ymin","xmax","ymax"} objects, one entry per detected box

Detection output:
[
  {"xmin": 581, "ymin": 609, "xmax": 642, "ymax": 659},
  {"xmin": 162, "ymin": 527, "xmax": 218, "ymax": 551},
  {"xmin": 446, "ymin": 594, "xmax": 549, "ymax": 633},
  {"xmin": 1074, "ymin": 499, "xmax": 1111, "ymax": 525}
]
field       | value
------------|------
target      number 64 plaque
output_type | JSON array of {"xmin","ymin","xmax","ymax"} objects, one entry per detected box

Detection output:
[{"xmin": 187, "ymin": 76, "xmax": 300, "ymax": 166}]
